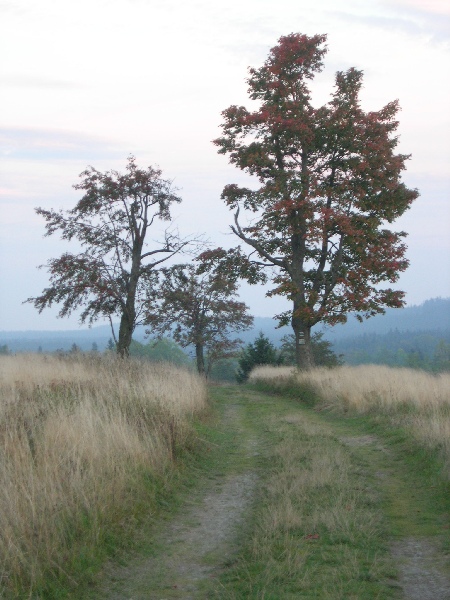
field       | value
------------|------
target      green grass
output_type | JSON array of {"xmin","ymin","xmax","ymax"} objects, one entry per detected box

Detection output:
[
  {"xmin": 211, "ymin": 380, "xmax": 450, "ymax": 599},
  {"xmin": 322, "ymin": 413, "xmax": 450, "ymax": 542},
  {"xmin": 34, "ymin": 380, "xmax": 450, "ymax": 599},
  {"xmin": 211, "ymin": 386, "xmax": 399, "ymax": 599},
  {"xmin": 29, "ymin": 452, "xmax": 200, "ymax": 599}
]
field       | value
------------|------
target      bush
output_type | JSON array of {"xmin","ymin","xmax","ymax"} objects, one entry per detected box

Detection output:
[{"xmin": 237, "ymin": 333, "xmax": 281, "ymax": 383}]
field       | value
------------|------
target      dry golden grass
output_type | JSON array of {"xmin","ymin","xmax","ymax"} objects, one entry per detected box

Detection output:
[
  {"xmin": 0, "ymin": 353, "xmax": 207, "ymax": 597},
  {"xmin": 249, "ymin": 364, "xmax": 450, "ymax": 474}
]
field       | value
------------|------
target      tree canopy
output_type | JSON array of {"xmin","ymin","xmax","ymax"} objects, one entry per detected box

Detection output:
[
  {"xmin": 26, "ymin": 157, "xmax": 195, "ymax": 357},
  {"xmin": 145, "ymin": 262, "xmax": 253, "ymax": 377},
  {"xmin": 213, "ymin": 33, "xmax": 419, "ymax": 369},
  {"xmin": 236, "ymin": 332, "xmax": 280, "ymax": 383}
]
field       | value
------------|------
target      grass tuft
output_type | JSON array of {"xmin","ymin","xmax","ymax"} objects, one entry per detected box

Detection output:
[
  {"xmin": 0, "ymin": 353, "xmax": 207, "ymax": 598},
  {"xmin": 249, "ymin": 364, "xmax": 450, "ymax": 476}
]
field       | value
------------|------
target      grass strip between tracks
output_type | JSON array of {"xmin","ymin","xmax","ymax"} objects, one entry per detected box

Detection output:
[{"xmin": 212, "ymin": 384, "xmax": 450, "ymax": 600}]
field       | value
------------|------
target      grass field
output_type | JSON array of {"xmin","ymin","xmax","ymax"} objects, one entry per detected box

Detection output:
[
  {"xmin": 0, "ymin": 353, "xmax": 207, "ymax": 598},
  {"xmin": 2, "ymin": 357, "xmax": 450, "ymax": 598},
  {"xmin": 250, "ymin": 364, "xmax": 450, "ymax": 475}
]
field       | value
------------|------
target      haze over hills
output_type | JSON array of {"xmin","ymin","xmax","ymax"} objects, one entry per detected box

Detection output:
[
  {"xmin": 1, "ymin": 297, "xmax": 448, "ymax": 354},
  {"xmin": 321, "ymin": 297, "xmax": 450, "ymax": 340}
]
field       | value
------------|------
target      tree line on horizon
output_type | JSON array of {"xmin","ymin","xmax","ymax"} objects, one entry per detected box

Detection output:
[
  {"xmin": 2, "ymin": 328, "xmax": 449, "ymax": 377},
  {"xmin": 25, "ymin": 33, "xmax": 418, "ymax": 374},
  {"xmin": 334, "ymin": 330, "xmax": 450, "ymax": 373}
]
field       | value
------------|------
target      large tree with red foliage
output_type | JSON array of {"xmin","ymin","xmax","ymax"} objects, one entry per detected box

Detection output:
[
  {"xmin": 26, "ymin": 157, "xmax": 194, "ymax": 357},
  {"xmin": 213, "ymin": 33, "xmax": 419, "ymax": 369}
]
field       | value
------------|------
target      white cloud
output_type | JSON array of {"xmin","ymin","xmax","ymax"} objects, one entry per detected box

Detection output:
[
  {"xmin": 0, "ymin": 0, "xmax": 449, "ymax": 329},
  {"xmin": 1, "ymin": 75, "xmax": 79, "ymax": 89},
  {"xmin": 0, "ymin": 127, "xmax": 124, "ymax": 161}
]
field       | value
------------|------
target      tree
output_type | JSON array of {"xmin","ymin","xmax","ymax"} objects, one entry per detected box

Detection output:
[
  {"xmin": 432, "ymin": 340, "xmax": 450, "ymax": 372},
  {"xmin": 279, "ymin": 332, "xmax": 343, "ymax": 367},
  {"xmin": 406, "ymin": 349, "xmax": 426, "ymax": 370},
  {"xmin": 106, "ymin": 338, "xmax": 116, "ymax": 352},
  {"xmin": 237, "ymin": 332, "xmax": 280, "ymax": 383},
  {"xmin": 145, "ymin": 263, "xmax": 253, "ymax": 377},
  {"xmin": 213, "ymin": 33, "xmax": 419, "ymax": 369},
  {"xmin": 129, "ymin": 338, "xmax": 192, "ymax": 368},
  {"xmin": 209, "ymin": 357, "xmax": 240, "ymax": 382},
  {"xmin": 26, "ymin": 156, "xmax": 194, "ymax": 357}
]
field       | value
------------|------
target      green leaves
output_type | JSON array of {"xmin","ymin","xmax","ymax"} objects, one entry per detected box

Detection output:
[{"xmin": 237, "ymin": 332, "xmax": 280, "ymax": 383}]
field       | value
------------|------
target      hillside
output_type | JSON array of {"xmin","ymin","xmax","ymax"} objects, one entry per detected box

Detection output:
[
  {"xmin": 1, "ymin": 298, "xmax": 449, "ymax": 357},
  {"xmin": 322, "ymin": 298, "xmax": 450, "ymax": 370},
  {"xmin": 322, "ymin": 297, "xmax": 450, "ymax": 340}
]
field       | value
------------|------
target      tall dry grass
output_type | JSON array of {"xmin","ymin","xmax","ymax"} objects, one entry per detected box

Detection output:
[
  {"xmin": 249, "ymin": 364, "xmax": 450, "ymax": 474},
  {"xmin": 0, "ymin": 353, "xmax": 207, "ymax": 597}
]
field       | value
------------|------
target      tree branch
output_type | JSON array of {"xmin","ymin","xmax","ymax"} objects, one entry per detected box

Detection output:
[{"xmin": 231, "ymin": 208, "xmax": 286, "ymax": 269}]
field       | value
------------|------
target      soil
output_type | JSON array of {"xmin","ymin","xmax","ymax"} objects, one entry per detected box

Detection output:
[
  {"xmin": 95, "ymin": 399, "xmax": 258, "ymax": 599},
  {"xmin": 391, "ymin": 538, "xmax": 450, "ymax": 599}
]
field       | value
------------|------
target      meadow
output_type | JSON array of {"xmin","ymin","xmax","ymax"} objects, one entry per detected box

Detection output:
[
  {"xmin": 2, "ymin": 356, "xmax": 450, "ymax": 598},
  {"xmin": 249, "ymin": 364, "xmax": 450, "ymax": 475},
  {"xmin": 0, "ymin": 353, "xmax": 207, "ymax": 598}
]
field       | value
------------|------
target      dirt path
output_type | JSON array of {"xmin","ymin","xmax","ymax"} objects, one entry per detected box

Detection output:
[
  {"xmin": 94, "ymin": 398, "xmax": 259, "ymax": 599},
  {"xmin": 99, "ymin": 473, "xmax": 257, "ymax": 599},
  {"xmin": 391, "ymin": 538, "xmax": 450, "ymax": 599},
  {"xmin": 90, "ymin": 386, "xmax": 450, "ymax": 599},
  {"xmin": 338, "ymin": 430, "xmax": 450, "ymax": 599}
]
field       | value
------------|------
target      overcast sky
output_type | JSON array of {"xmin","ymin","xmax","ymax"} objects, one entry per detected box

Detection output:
[{"xmin": 1, "ymin": 0, "xmax": 449, "ymax": 331}]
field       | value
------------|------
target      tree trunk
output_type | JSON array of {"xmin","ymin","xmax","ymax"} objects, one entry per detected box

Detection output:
[
  {"xmin": 195, "ymin": 343, "xmax": 206, "ymax": 377},
  {"xmin": 116, "ymin": 241, "xmax": 141, "ymax": 358},
  {"xmin": 117, "ymin": 311, "xmax": 133, "ymax": 358},
  {"xmin": 295, "ymin": 326, "xmax": 314, "ymax": 370},
  {"xmin": 292, "ymin": 303, "xmax": 314, "ymax": 370}
]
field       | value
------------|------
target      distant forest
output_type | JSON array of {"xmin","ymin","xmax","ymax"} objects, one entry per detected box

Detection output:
[
  {"xmin": 324, "ymin": 298, "xmax": 450, "ymax": 372},
  {"xmin": 332, "ymin": 330, "xmax": 450, "ymax": 372},
  {"xmin": 1, "ymin": 298, "xmax": 449, "ymax": 373}
]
